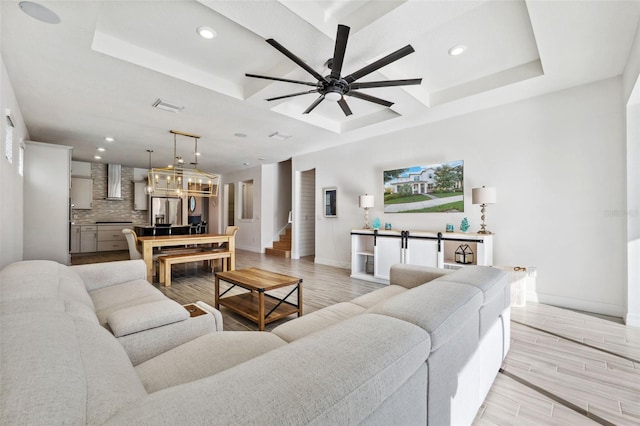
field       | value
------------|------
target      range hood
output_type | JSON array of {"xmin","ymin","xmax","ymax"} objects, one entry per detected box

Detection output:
[{"xmin": 106, "ymin": 164, "xmax": 123, "ymax": 200}]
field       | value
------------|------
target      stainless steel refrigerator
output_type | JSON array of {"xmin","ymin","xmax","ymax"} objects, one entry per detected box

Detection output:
[{"xmin": 150, "ymin": 197, "xmax": 182, "ymax": 225}]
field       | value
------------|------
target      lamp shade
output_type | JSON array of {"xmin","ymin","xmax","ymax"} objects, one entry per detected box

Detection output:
[
  {"xmin": 359, "ymin": 194, "xmax": 374, "ymax": 208},
  {"xmin": 472, "ymin": 186, "xmax": 496, "ymax": 204}
]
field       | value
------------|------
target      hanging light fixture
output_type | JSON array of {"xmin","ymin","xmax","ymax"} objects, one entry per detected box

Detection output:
[
  {"xmin": 144, "ymin": 149, "xmax": 154, "ymax": 195},
  {"xmin": 147, "ymin": 130, "xmax": 220, "ymax": 197}
]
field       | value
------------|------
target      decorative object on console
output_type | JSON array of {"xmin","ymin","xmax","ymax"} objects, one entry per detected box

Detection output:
[
  {"xmin": 472, "ymin": 186, "xmax": 497, "ymax": 234},
  {"xmin": 446, "ymin": 223, "xmax": 454, "ymax": 232},
  {"xmin": 372, "ymin": 218, "xmax": 381, "ymax": 230},
  {"xmin": 148, "ymin": 130, "xmax": 220, "ymax": 197},
  {"xmin": 455, "ymin": 244, "xmax": 474, "ymax": 264},
  {"xmin": 383, "ymin": 160, "xmax": 464, "ymax": 213},
  {"xmin": 385, "ymin": 222, "xmax": 392, "ymax": 230},
  {"xmin": 460, "ymin": 217, "xmax": 469, "ymax": 232},
  {"xmin": 358, "ymin": 194, "xmax": 374, "ymax": 229}
]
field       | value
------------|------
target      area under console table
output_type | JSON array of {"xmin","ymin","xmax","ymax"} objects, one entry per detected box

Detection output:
[{"xmin": 351, "ymin": 229, "xmax": 493, "ymax": 284}]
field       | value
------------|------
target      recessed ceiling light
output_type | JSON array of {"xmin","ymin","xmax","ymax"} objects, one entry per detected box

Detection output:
[
  {"xmin": 94, "ymin": 155, "xmax": 102, "ymax": 160},
  {"xmin": 243, "ymin": 162, "xmax": 250, "ymax": 166},
  {"xmin": 448, "ymin": 45, "xmax": 467, "ymax": 56},
  {"xmin": 105, "ymin": 136, "xmax": 115, "ymax": 142},
  {"xmin": 19, "ymin": 1, "xmax": 61, "ymax": 24},
  {"xmin": 97, "ymin": 147, "xmax": 105, "ymax": 152},
  {"xmin": 197, "ymin": 26, "xmax": 217, "ymax": 40},
  {"xmin": 258, "ymin": 157, "xmax": 265, "ymax": 161}
]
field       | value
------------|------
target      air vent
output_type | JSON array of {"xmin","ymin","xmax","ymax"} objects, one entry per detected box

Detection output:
[{"xmin": 152, "ymin": 99, "xmax": 184, "ymax": 113}]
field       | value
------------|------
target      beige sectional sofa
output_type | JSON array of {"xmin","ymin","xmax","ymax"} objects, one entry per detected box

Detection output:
[{"xmin": 0, "ymin": 259, "xmax": 509, "ymax": 425}]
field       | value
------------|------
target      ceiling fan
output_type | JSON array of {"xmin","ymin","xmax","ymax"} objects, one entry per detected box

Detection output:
[{"xmin": 246, "ymin": 24, "xmax": 422, "ymax": 116}]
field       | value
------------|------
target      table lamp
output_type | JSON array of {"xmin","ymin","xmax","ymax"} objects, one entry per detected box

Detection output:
[
  {"xmin": 471, "ymin": 186, "xmax": 496, "ymax": 234},
  {"xmin": 358, "ymin": 194, "xmax": 374, "ymax": 229}
]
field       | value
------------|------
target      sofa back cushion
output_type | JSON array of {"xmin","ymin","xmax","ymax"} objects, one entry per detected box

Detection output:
[
  {"xmin": 105, "ymin": 314, "xmax": 430, "ymax": 425},
  {"xmin": 0, "ymin": 312, "xmax": 146, "ymax": 425},
  {"xmin": 0, "ymin": 260, "xmax": 95, "ymax": 312},
  {"xmin": 368, "ymin": 279, "xmax": 482, "ymax": 351}
]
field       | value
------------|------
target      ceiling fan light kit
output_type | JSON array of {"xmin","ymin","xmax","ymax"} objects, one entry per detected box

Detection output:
[{"xmin": 246, "ymin": 24, "xmax": 422, "ymax": 116}]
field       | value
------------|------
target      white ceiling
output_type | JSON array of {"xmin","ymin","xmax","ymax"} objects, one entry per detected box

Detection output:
[{"xmin": 1, "ymin": 0, "xmax": 639, "ymax": 174}]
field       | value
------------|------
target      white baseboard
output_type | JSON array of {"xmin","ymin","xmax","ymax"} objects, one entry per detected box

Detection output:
[
  {"xmin": 625, "ymin": 312, "xmax": 640, "ymax": 327},
  {"xmin": 235, "ymin": 244, "xmax": 262, "ymax": 253},
  {"xmin": 533, "ymin": 292, "xmax": 624, "ymax": 318},
  {"xmin": 314, "ymin": 257, "xmax": 350, "ymax": 270}
]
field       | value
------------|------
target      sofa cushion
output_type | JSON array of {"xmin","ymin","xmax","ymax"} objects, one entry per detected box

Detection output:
[
  {"xmin": 136, "ymin": 331, "xmax": 287, "ymax": 393},
  {"xmin": 350, "ymin": 285, "xmax": 407, "ymax": 309},
  {"xmin": 272, "ymin": 302, "xmax": 365, "ymax": 342},
  {"xmin": 108, "ymin": 299, "xmax": 189, "ymax": 338},
  {"xmin": 105, "ymin": 314, "xmax": 430, "ymax": 425},
  {"xmin": 436, "ymin": 266, "xmax": 507, "ymax": 304},
  {"xmin": 0, "ymin": 260, "xmax": 95, "ymax": 311},
  {"xmin": 0, "ymin": 312, "xmax": 146, "ymax": 425},
  {"xmin": 89, "ymin": 280, "xmax": 167, "ymax": 326},
  {"xmin": 368, "ymin": 280, "xmax": 483, "ymax": 351}
]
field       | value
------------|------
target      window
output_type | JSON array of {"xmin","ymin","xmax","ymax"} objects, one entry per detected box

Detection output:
[
  {"xmin": 5, "ymin": 113, "xmax": 14, "ymax": 164},
  {"xmin": 241, "ymin": 179, "xmax": 254, "ymax": 219}
]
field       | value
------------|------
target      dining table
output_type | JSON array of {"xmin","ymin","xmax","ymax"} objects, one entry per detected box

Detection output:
[{"xmin": 137, "ymin": 233, "xmax": 235, "ymax": 283}]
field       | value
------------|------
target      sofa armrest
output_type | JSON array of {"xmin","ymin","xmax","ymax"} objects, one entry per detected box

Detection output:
[
  {"xmin": 390, "ymin": 264, "xmax": 453, "ymax": 289},
  {"xmin": 70, "ymin": 260, "xmax": 147, "ymax": 292}
]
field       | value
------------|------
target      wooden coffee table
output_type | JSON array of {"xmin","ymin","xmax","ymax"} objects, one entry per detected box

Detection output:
[{"xmin": 214, "ymin": 268, "xmax": 303, "ymax": 331}]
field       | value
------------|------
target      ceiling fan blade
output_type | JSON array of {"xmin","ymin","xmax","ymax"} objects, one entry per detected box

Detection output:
[
  {"xmin": 246, "ymin": 73, "xmax": 318, "ymax": 87},
  {"xmin": 344, "ymin": 45, "xmax": 415, "ymax": 84},
  {"xmin": 330, "ymin": 25, "xmax": 350, "ymax": 80},
  {"xmin": 303, "ymin": 95, "xmax": 325, "ymax": 114},
  {"xmin": 349, "ymin": 78, "xmax": 422, "ymax": 89},
  {"xmin": 337, "ymin": 97, "xmax": 353, "ymax": 116},
  {"xmin": 346, "ymin": 90, "xmax": 394, "ymax": 107},
  {"xmin": 266, "ymin": 39, "xmax": 326, "ymax": 82},
  {"xmin": 266, "ymin": 90, "xmax": 318, "ymax": 101}
]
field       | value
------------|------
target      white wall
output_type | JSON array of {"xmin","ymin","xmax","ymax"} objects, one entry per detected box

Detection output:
[
  {"xmin": 624, "ymin": 21, "xmax": 640, "ymax": 326},
  {"xmin": 293, "ymin": 77, "xmax": 627, "ymax": 317},
  {"xmin": 0, "ymin": 56, "xmax": 29, "ymax": 269}
]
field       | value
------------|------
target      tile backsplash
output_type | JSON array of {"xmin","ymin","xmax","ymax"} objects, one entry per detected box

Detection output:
[{"xmin": 72, "ymin": 163, "xmax": 149, "ymax": 224}]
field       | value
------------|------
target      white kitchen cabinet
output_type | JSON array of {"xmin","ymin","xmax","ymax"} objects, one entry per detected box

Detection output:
[
  {"xmin": 24, "ymin": 142, "xmax": 72, "ymax": 265},
  {"xmin": 71, "ymin": 161, "xmax": 92, "ymax": 177},
  {"xmin": 80, "ymin": 225, "xmax": 97, "ymax": 253},
  {"xmin": 97, "ymin": 224, "xmax": 131, "ymax": 251},
  {"xmin": 133, "ymin": 181, "xmax": 148, "ymax": 211},
  {"xmin": 351, "ymin": 229, "xmax": 493, "ymax": 284},
  {"xmin": 70, "ymin": 225, "xmax": 81, "ymax": 254},
  {"xmin": 71, "ymin": 177, "xmax": 93, "ymax": 209}
]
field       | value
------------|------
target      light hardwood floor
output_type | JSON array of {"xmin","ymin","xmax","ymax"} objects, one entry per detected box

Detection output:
[{"xmin": 72, "ymin": 250, "xmax": 640, "ymax": 425}]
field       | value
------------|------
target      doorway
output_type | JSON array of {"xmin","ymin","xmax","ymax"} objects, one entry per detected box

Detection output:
[{"xmin": 294, "ymin": 168, "xmax": 315, "ymax": 259}]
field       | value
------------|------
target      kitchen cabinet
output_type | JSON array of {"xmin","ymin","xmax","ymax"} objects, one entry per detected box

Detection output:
[
  {"xmin": 133, "ymin": 181, "xmax": 148, "ymax": 211},
  {"xmin": 70, "ymin": 225, "xmax": 81, "ymax": 254},
  {"xmin": 71, "ymin": 161, "xmax": 91, "ymax": 177},
  {"xmin": 71, "ymin": 177, "xmax": 93, "ymax": 209},
  {"xmin": 97, "ymin": 224, "xmax": 131, "ymax": 251},
  {"xmin": 351, "ymin": 229, "xmax": 493, "ymax": 284},
  {"xmin": 24, "ymin": 142, "xmax": 72, "ymax": 265},
  {"xmin": 80, "ymin": 225, "xmax": 97, "ymax": 253}
]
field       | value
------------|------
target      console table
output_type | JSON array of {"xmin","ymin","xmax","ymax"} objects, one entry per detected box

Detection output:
[{"xmin": 351, "ymin": 229, "xmax": 493, "ymax": 284}]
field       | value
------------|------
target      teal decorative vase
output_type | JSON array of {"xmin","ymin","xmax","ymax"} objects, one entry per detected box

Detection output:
[
  {"xmin": 372, "ymin": 218, "xmax": 381, "ymax": 230},
  {"xmin": 460, "ymin": 217, "xmax": 470, "ymax": 233}
]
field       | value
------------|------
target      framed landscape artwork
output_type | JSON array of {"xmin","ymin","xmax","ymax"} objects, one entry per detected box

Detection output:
[{"xmin": 383, "ymin": 160, "xmax": 464, "ymax": 213}]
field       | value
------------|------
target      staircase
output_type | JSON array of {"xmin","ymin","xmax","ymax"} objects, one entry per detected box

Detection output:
[{"xmin": 265, "ymin": 228, "xmax": 291, "ymax": 258}]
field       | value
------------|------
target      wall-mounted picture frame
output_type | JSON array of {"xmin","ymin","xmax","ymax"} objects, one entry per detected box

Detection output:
[
  {"xmin": 188, "ymin": 195, "xmax": 196, "ymax": 212},
  {"xmin": 383, "ymin": 160, "xmax": 464, "ymax": 213},
  {"xmin": 323, "ymin": 187, "xmax": 337, "ymax": 217}
]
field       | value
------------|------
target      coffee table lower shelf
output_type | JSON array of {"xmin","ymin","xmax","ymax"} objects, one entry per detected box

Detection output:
[{"xmin": 218, "ymin": 292, "xmax": 300, "ymax": 327}]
